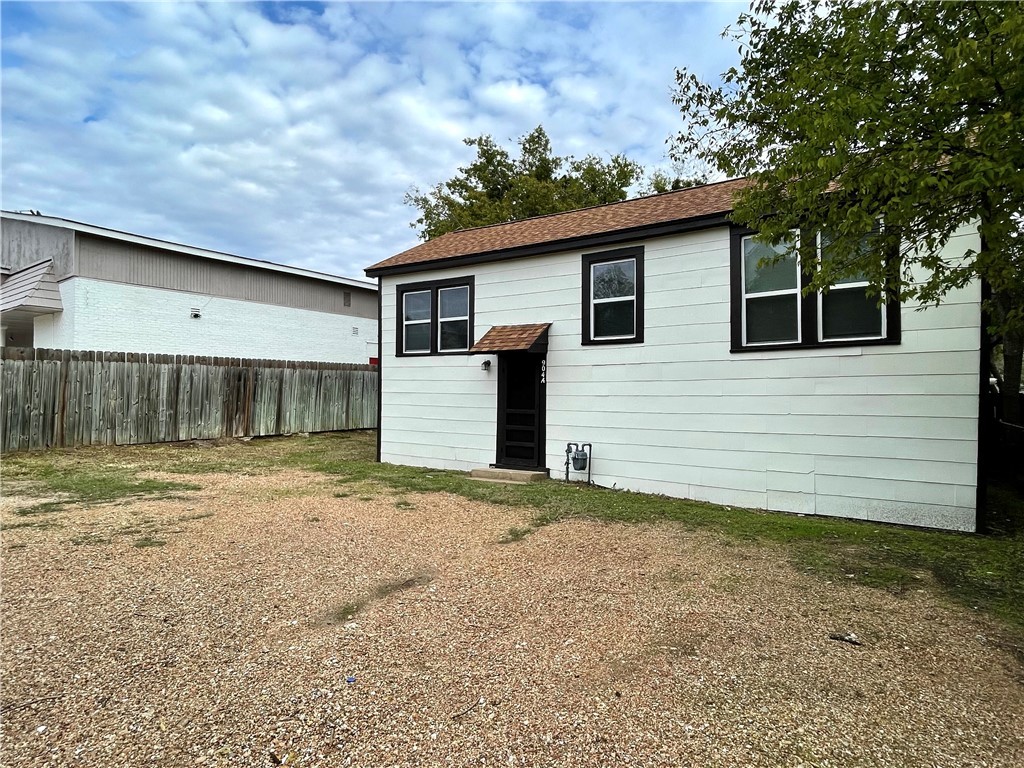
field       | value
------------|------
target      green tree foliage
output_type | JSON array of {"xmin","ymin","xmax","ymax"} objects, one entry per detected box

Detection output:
[
  {"xmin": 671, "ymin": 0, "xmax": 1024, "ymax": 421},
  {"xmin": 406, "ymin": 126, "xmax": 644, "ymax": 241}
]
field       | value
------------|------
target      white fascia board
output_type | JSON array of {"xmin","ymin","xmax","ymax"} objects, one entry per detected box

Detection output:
[{"xmin": 1, "ymin": 211, "xmax": 377, "ymax": 292}]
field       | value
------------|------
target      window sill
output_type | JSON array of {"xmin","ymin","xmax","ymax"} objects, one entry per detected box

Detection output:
[
  {"xmin": 395, "ymin": 350, "xmax": 473, "ymax": 358},
  {"xmin": 730, "ymin": 338, "xmax": 900, "ymax": 354},
  {"xmin": 581, "ymin": 336, "xmax": 644, "ymax": 347}
]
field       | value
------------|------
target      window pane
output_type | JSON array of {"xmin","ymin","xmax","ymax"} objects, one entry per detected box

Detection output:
[
  {"xmin": 822, "ymin": 286, "xmax": 883, "ymax": 339},
  {"xmin": 439, "ymin": 286, "xmax": 468, "ymax": 319},
  {"xmin": 744, "ymin": 238, "xmax": 798, "ymax": 293},
  {"xmin": 746, "ymin": 294, "xmax": 799, "ymax": 344},
  {"xmin": 592, "ymin": 260, "xmax": 636, "ymax": 300},
  {"xmin": 404, "ymin": 322, "xmax": 430, "ymax": 352},
  {"xmin": 594, "ymin": 299, "xmax": 635, "ymax": 338},
  {"xmin": 439, "ymin": 319, "xmax": 469, "ymax": 350},
  {"xmin": 403, "ymin": 291, "xmax": 430, "ymax": 322},
  {"xmin": 820, "ymin": 231, "xmax": 872, "ymax": 285}
]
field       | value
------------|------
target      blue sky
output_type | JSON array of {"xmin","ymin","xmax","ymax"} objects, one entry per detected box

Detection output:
[{"xmin": 1, "ymin": 1, "xmax": 743, "ymax": 279}]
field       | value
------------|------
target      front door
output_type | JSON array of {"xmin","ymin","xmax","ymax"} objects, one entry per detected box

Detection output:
[{"xmin": 496, "ymin": 352, "xmax": 546, "ymax": 469}]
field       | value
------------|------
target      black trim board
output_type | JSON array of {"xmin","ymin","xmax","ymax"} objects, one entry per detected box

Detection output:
[
  {"xmin": 395, "ymin": 275, "xmax": 475, "ymax": 357},
  {"xmin": 728, "ymin": 224, "xmax": 901, "ymax": 353},
  {"xmin": 365, "ymin": 213, "xmax": 731, "ymax": 278},
  {"xmin": 376, "ymin": 285, "xmax": 382, "ymax": 463},
  {"xmin": 581, "ymin": 246, "xmax": 645, "ymax": 346},
  {"xmin": 976, "ymin": 272, "xmax": 991, "ymax": 533},
  {"xmin": 494, "ymin": 352, "xmax": 547, "ymax": 470}
]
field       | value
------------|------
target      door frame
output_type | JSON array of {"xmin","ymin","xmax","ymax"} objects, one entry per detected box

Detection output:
[{"xmin": 494, "ymin": 352, "xmax": 547, "ymax": 470}]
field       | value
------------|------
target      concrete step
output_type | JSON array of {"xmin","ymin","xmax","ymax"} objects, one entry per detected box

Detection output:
[{"xmin": 469, "ymin": 467, "xmax": 549, "ymax": 484}]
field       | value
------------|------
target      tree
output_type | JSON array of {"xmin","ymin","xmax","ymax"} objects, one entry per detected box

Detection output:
[
  {"xmin": 671, "ymin": 0, "xmax": 1024, "ymax": 422},
  {"xmin": 406, "ymin": 126, "xmax": 644, "ymax": 241}
]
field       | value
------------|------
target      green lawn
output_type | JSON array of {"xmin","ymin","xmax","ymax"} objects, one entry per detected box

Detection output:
[{"xmin": 4, "ymin": 430, "xmax": 1022, "ymax": 635}]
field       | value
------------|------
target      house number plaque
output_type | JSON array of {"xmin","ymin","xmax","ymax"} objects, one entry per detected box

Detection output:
[{"xmin": 540, "ymin": 359, "xmax": 546, "ymax": 384}]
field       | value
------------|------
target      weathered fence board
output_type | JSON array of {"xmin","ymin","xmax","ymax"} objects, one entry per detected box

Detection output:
[{"xmin": 1, "ymin": 347, "xmax": 378, "ymax": 452}]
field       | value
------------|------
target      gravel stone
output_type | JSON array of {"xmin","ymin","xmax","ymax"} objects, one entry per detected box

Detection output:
[{"xmin": 1, "ymin": 469, "xmax": 1022, "ymax": 767}]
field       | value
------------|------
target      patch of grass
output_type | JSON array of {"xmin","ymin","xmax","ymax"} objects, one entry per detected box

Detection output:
[
  {"xmin": 498, "ymin": 526, "xmax": 533, "ymax": 544},
  {"xmin": 357, "ymin": 496, "xmax": 373, "ymax": 502},
  {"xmin": 394, "ymin": 499, "xmax": 414, "ymax": 510},
  {"xmin": 70, "ymin": 534, "xmax": 113, "ymax": 546},
  {"xmin": 133, "ymin": 536, "xmax": 167, "ymax": 548},
  {"xmin": 178, "ymin": 512, "xmax": 214, "ymax": 522},
  {"xmin": 370, "ymin": 573, "xmax": 434, "ymax": 599},
  {"xmin": 13, "ymin": 501, "xmax": 66, "ymax": 517},
  {"xmin": 2, "ymin": 450, "xmax": 201, "ymax": 513},
  {"xmin": 333, "ymin": 492, "xmax": 351, "ymax": 498},
  {"xmin": 325, "ymin": 573, "xmax": 435, "ymax": 624},
  {"xmin": 325, "ymin": 600, "xmax": 367, "ymax": 624},
  {"xmin": 1, "ymin": 519, "xmax": 63, "ymax": 531}
]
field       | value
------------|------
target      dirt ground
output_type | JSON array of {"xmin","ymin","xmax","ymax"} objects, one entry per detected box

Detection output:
[{"xmin": 1, "ymin": 468, "xmax": 1022, "ymax": 767}]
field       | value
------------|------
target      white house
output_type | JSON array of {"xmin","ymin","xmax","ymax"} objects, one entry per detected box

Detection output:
[
  {"xmin": 1, "ymin": 211, "xmax": 377, "ymax": 363},
  {"xmin": 365, "ymin": 178, "xmax": 983, "ymax": 532}
]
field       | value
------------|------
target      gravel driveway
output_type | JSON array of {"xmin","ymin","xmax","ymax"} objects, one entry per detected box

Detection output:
[{"xmin": 2, "ymin": 468, "xmax": 1022, "ymax": 767}]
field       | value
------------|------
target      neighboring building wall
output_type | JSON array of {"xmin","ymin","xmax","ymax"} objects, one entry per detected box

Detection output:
[
  {"xmin": 1, "ymin": 219, "xmax": 75, "ymax": 276},
  {"xmin": 379, "ymin": 223, "xmax": 980, "ymax": 531},
  {"xmin": 76, "ymin": 235, "xmax": 376, "ymax": 319},
  {"xmin": 35, "ymin": 278, "xmax": 377, "ymax": 363}
]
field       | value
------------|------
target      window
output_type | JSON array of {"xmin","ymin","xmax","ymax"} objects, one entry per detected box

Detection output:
[
  {"xmin": 741, "ymin": 234, "xmax": 801, "ymax": 346},
  {"xmin": 730, "ymin": 227, "xmax": 899, "ymax": 352},
  {"xmin": 396, "ymin": 277, "xmax": 474, "ymax": 356},
  {"xmin": 438, "ymin": 285, "xmax": 470, "ymax": 351},
  {"xmin": 818, "ymin": 231, "xmax": 885, "ymax": 341},
  {"xmin": 402, "ymin": 290, "xmax": 431, "ymax": 353},
  {"xmin": 582, "ymin": 247, "xmax": 644, "ymax": 345}
]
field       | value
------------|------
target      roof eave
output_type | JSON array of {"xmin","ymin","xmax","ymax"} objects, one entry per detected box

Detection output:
[
  {"xmin": 1, "ymin": 211, "xmax": 377, "ymax": 291},
  {"xmin": 365, "ymin": 211, "xmax": 733, "ymax": 278}
]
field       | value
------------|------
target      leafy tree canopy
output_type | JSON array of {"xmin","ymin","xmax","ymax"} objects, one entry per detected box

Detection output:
[
  {"xmin": 406, "ymin": 126, "xmax": 645, "ymax": 241},
  {"xmin": 671, "ymin": 0, "xmax": 1024, "ymax": 419}
]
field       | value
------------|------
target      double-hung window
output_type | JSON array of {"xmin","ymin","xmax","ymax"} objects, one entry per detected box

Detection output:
[
  {"xmin": 817, "ymin": 232, "xmax": 885, "ymax": 341},
  {"xmin": 582, "ymin": 247, "xmax": 644, "ymax": 345},
  {"xmin": 438, "ymin": 285, "xmax": 470, "ymax": 351},
  {"xmin": 396, "ymin": 277, "xmax": 475, "ymax": 356},
  {"xmin": 402, "ymin": 290, "xmax": 432, "ymax": 354},
  {"xmin": 730, "ymin": 226, "xmax": 899, "ymax": 351},
  {"xmin": 741, "ymin": 234, "xmax": 801, "ymax": 346}
]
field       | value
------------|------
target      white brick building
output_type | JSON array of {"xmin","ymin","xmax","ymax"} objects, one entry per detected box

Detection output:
[{"xmin": 1, "ymin": 212, "xmax": 377, "ymax": 363}]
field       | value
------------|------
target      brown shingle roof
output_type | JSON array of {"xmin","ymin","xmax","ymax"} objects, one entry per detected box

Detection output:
[
  {"xmin": 367, "ymin": 177, "xmax": 750, "ymax": 276},
  {"xmin": 470, "ymin": 323, "xmax": 551, "ymax": 354}
]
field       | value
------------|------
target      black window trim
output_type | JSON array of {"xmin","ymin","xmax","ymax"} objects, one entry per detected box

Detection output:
[
  {"xmin": 395, "ymin": 276, "xmax": 475, "ymax": 357},
  {"xmin": 581, "ymin": 246, "xmax": 645, "ymax": 346},
  {"xmin": 729, "ymin": 225, "xmax": 900, "ymax": 353}
]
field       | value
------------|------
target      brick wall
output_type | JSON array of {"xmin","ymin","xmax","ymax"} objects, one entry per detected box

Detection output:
[{"xmin": 34, "ymin": 278, "xmax": 377, "ymax": 364}]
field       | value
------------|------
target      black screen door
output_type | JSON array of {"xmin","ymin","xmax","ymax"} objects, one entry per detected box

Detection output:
[{"xmin": 496, "ymin": 353, "xmax": 546, "ymax": 468}]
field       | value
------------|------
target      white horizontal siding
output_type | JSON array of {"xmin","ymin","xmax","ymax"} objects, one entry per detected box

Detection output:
[{"xmin": 379, "ymin": 222, "xmax": 981, "ymax": 531}]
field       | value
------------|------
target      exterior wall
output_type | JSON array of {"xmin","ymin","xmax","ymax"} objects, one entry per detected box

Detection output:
[
  {"xmin": 1, "ymin": 219, "xmax": 75, "ymax": 277},
  {"xmin": 76, "ymin": 235, "xmax": 376, "ymax": 319},
  {"xmin": 35, "ymin": 278, "xmax": 377, "ymax": 363},
  {"xmin": 379, "ymin": 223, "xmax": 981, "ymax": 531}
]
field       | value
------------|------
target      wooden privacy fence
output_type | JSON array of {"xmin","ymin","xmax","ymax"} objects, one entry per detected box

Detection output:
[{"xmin": 1, "ymin": 347, "xmax": 378, "ymax": 453}]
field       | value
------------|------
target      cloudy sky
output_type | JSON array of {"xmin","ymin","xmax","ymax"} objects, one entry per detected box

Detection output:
[{"xmin": 2, "ymin": 1, "xmax": 743, "ymax": 280}]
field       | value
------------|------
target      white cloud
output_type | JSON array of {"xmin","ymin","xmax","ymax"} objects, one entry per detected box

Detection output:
[{"xmin": 0, "ymin": 1, "xmax": 743, "ymax": 279}]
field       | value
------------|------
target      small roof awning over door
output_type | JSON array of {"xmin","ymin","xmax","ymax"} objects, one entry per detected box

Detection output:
[{"xmin": 470, "ymin": 323, "xmax": 551, "ymax": 354}]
